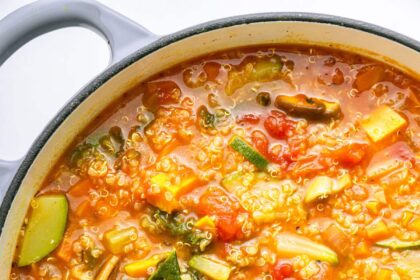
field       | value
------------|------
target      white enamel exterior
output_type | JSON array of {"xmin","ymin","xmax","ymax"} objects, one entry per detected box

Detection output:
[{"xmin": 1, "ymin": 21, "xmax": 419, "ymax": 276}]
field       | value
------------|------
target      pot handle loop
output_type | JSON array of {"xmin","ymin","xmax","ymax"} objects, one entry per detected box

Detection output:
[
  {"xmin": 0, "ymin": 0, "xmax": 159, "ymax": 66},
  {"xmin": 0, "ymin": 0, "xmax": 159, "ymax": 200}
]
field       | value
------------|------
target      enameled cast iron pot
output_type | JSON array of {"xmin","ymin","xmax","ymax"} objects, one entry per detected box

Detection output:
[{"xmin": 0, "ymin": 0, "xmax": 419, "ymax": 275}]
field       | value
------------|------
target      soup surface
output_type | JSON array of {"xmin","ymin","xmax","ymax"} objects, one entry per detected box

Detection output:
[{"xmin": 11, "ymin": 46, "xmax": 420, "ymax": 280}]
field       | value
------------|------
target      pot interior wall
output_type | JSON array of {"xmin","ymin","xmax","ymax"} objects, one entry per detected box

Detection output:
[{"xmin": 1, "ymin": 20, "xmax": 419, "ymax": 275}]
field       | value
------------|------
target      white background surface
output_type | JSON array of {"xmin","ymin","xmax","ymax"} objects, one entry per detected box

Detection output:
[{"xmin": 0, "ymin": 0, "xmax": 419, "ymax": 160}]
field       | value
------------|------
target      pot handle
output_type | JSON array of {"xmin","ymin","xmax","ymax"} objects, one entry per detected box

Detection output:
[
  {"xmin": 0, "ymin": 0, "xmax": 159, "ymax": 201},
  {"xmin": 0, "ymin": 0, "xmax": 159, "ymax": 66}
]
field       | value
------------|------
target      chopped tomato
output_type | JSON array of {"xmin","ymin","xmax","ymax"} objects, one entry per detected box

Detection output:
[
  {"xmin": 273, "ymin": 260, "xmax": 294, "ymax": 280},
  {"xmin": 287, "ymin": 136, "xmax": 308, "ymax": 161},
  {"xmin": 251, "ymin": 130, "xmax": 269, "ymax": 156},
  {"xmin": 264, "ymin": 110, "xmax": 295, "ymax": 139},
  {"xmin": 198, "ymin": 187, "xmax": 246, "ymax": 241},
  {"xmin": 238, "ymin": 113, "xmax": 260, "ymax": 125},
  {"xmin": 268, "ymin": 144, "xmax": 289, "ymax": 166},
  {"xmin": 143, "ymin": 81, "xmax": 181, "ymax": 109}
]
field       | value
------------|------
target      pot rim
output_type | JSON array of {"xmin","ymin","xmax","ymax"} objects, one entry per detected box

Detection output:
[{"xmin": 1, "ymin": 12, "xmax": 419, "ymax": 234}]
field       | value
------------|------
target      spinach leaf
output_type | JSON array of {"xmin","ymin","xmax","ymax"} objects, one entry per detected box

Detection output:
[{"xmin": 148, "ymin": 251, "xmax": 181, "ymax": 280}]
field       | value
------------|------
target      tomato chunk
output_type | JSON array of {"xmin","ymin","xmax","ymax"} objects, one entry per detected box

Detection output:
[
  {"xmin": 273, "ymin": 260, "xmax": 294, "ymax": 280},
  {"xmin": 251, "ymin": 130, "xmax": 269, "ymax": 156},
  {"xmin": 198, "ymin": 187, "xmax": 246, "ymax": 241},
  {"xmin": 143, "ymin": 81, "xmax": 181, "ymax": 109},
  {"xmin": 264, "ymin": 110, "xmax": 295, "ymax": 139},
  {"xmin": 237, "ymin": 114, "xmax": 261, "ymax": 125}
]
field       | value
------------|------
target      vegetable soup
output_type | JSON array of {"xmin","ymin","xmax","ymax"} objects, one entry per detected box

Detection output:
[{"xmin": 11, "ymin": 46, "xmax": 420, "ymax": 280}]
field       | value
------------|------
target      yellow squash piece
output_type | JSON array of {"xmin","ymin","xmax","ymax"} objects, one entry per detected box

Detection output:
[
  {"xmin": 305, "ymin": 174, "xmax": 352, "ymax": 204},
  {"xmin": 189, "ymin": 255, "xmax": 232, "ymax": 280},
  {"xmin": 366, "ymin": 219, "xmax": 391, "ymax": 241},
  {"xmin": 276, "ymin": 233, "xmax": 339, "ymax": 264},
  {"xmin": 125, "ymin": 252, "xmax": 171, "ymax": 277},
  {"xmin": 360, "ymin": 105, "xmax": 406, "ymax": 142},
  {"xmin": 334, "ymin": 173, "xmax": 352, "ymax": 193},
  {"xmin": 304, "ymin": 176, "xmax": 334, "ymax": 203},
  {"xmin": 148, "ymin": 173, "xmax": 202, "ymax": 213},
  {"xmin": 374, "ymin": 268, "xmax": 393, "ymax": 280},
  {"xmin": 408, "ymin": 217, "xmax": 420, "ymax": 232},
  {"xmin": 195, "ymin": 216, "xmax": 216, "ymax": 233}
]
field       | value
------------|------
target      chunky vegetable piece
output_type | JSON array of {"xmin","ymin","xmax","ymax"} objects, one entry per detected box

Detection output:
[
  {"xmin": 12, "ymin": 46, "xmax": 420, "ymax": 279},
  {"xmin": 189, "ymin": 255, "xmax": 232, "ymax": 280},
  {"xmin": 149, "ymin": 251, "xmax": 182, "ymax": 280},
  {"xmin": 103, "ymin": 227, "xmax": 138, "ymax": 254},
  {"xmin": 96, "ymin": 255, "xmax": 120, "ymax": 280},
  {"xmin": 125, "ymin": 252, "xmax": 171, "ymax": 277},
  {"xmin": 304, "ymin": 174, "xmax": 351, "ymax": 203},
  {"xmin": 304, "ymin": 176, "xmax": 335, "ymax": 203},
  {"xmin": 360, "ymin": 105, "xmax": 406, "ymax": 142},
  {"xmin": 274, "ymin": 94, "xmax": 342, "ymax": 120},
  {"xmin": 146, "ymin": 173, "xmax": 203, "ymax": 213},
  {"xmin": 366, "ymin": 141, "xmax": 414, "ymax": 179},
  {"xmin": 229, "ymin": 135, "xmax": 269, "ymax": 170},
  {"xmin": 276, "ymin": 233, "xmax": 339, "ymax": 264},
  {"xmin": 366, "ymin": 219, "xmax": 392, "ymax": 241},
  {"xmin": 17, "ymin": 195, "xmax": 68, "ymax": 267},
  {"xmin": 376, "ymin": 238, "xmax": 420, "ymax": 250}
]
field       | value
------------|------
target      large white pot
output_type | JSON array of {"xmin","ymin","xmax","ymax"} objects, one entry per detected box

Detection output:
[{"xmin": 0, "ymin": 0, "xmax": 419, "ymax": 276}]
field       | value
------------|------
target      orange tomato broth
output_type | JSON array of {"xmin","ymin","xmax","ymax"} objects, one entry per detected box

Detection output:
[{"xmin": 11, "ymin": 45, "xmax": 420, "ymax": 280}]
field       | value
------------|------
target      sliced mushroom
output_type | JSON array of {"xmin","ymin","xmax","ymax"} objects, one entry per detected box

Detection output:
[{"xmin": 274, "ymin": 94, "xmax": 342, "ymax": 120}]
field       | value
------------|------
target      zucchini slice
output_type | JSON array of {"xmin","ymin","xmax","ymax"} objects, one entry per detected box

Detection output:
[
  {"xmin": 189, "ymin": 255, "xmax": 231, "ymax": 280},
  {"xmin": 229, "ymin": 136, "xmax": 268, "ymax": 170},
  {"xmin": 276, "ymin": 233, "xmax": 339, "ymax": 264},
  {"xmin": 149, "ymin": 251, "xmax": 181, "ymax": 280},
  {"xmin": 376, "ymin": 238, "xmax": 420, "ymax": 250},
  {"xmin": 17, "ymin": 195, "xmax": 68, "ymax": 266}
]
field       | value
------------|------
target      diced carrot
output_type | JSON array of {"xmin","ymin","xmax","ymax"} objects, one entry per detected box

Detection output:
[
  {"xmin": 353, "ymin": 65, "xmax": 384, "ymax": 92},
  {"xmin": 125, "ymin": 252, "xmax": 171, "ymax": 277},
  {"xmin": 353, "ymin": 241, "xmax": 370, "ymax": 258},
  {"xmin": 68, "ymin": 179, "xmax": 92, "ymax": 197},
  {"xmin": 366, "ymin": 219, "xmax": 391, "ymax": 241},
  {"xmin": 75, "ymin": 200, "xmax": 91, "ymax": 217},
  {"xmin": 56, "ymin": 235, "xmax": 73, "ymax": 262},
  {"xmin": 321, "ymin": 223, "xmax": 350, "ymax": 255},
  {"xmin": 157, "ymin": 138, "xmax": 180, "ymax": 160}
]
